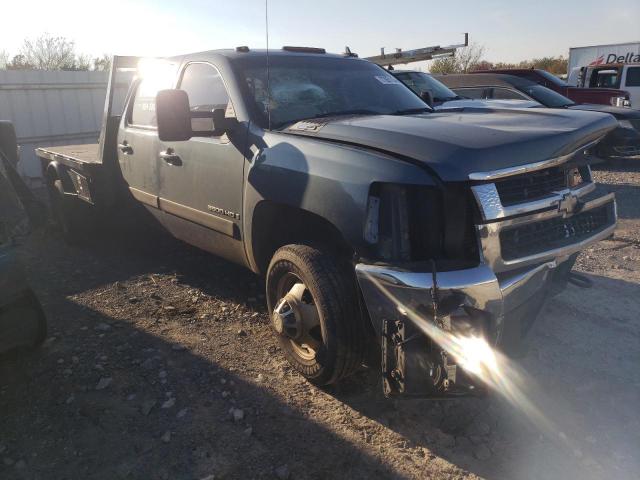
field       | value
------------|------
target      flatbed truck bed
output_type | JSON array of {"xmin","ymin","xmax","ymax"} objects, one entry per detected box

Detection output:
[{"xmin": 36, "ymin": 144, "xmax": 101, "ymax": 165}]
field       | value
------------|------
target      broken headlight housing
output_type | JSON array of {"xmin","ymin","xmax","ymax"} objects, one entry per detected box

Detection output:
[{"xmin": 364, "ymin": 183, "xmax": 479, "ymax": 265}]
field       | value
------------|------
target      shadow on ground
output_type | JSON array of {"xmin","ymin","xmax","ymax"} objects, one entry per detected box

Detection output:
[
  {"xmin": 1, "ymin": 230, "xmax": 401, "ymax": 480},
  {"xmin": 2, "ymin": 226, "xmax": 639, "ymax": 479}
]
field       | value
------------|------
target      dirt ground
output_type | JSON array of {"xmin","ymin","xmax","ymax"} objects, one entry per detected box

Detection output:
[{"xmin": 1, "ymin": 164, "xmax": 639, "ymax": 480}]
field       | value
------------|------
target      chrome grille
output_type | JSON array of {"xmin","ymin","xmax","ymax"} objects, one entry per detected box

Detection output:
[
  {"xmin": 499, "ymin": 202, "xmax": 614, "ymax": 261},
  {"xmin": 494, "ymin": 166, "xmax": 575, "ymax": 206}
]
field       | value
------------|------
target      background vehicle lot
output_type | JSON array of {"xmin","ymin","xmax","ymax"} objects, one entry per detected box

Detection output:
[{"xmin": 0, "ymin": 165, "xmax": 638, "ymax": 480}]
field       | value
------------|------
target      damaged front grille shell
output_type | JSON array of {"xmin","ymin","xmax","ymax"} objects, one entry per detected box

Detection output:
[{"xmin": 356, "ymin": 143, "xmax": 617, "ymax": 398}]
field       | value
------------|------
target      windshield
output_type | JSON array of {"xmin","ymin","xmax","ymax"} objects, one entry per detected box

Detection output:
[
  {"xmin": 393, "ymin": 71, "xmax": 459, "ymax": 102},
  {"xmin": 537, "ymin": 69, "xmax": 568, "ymax": 87},
  {"xmin": 233, "ymin": 55, "xmax": 430, "ymax": 128},
  {"xmin": 519, "ymin": 83, "xmax": 574, "ymax": 108}
]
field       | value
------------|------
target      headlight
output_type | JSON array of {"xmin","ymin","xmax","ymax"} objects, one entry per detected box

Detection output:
[
  {"xmin": 365, "ymin": 183, "xmax": 442, "ymax": 261},
  {"xmin": 364, "ymin": 183, "xmax": 479, "ymax": 263},
  {"xmin": 612, "ymin": 96, "xmax": 631, "ymax": 108}
]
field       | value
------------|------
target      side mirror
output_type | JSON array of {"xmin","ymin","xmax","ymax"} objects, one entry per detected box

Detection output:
[
  {"xmin": 420, "ymin": 90, "xmax": 434, "ymax": 108},
  {"xmin": 156, "ymin": 89, "xmax": 192, "ymax": 142}
]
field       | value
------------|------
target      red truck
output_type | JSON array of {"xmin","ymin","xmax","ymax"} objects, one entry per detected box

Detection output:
[{"xmin": 473, "ymin": 68, "xmax": 631, "ymax": 108}]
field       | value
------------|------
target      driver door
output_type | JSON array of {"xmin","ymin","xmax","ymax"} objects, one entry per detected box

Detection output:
[{"xmin": 156, "ymin": 62, "xmax": 246, "ymax": 262}]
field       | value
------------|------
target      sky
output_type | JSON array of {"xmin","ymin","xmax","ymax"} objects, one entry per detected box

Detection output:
[{"xmin": 1, "ymin": 0, "xmax": 639, "ymax": 63}]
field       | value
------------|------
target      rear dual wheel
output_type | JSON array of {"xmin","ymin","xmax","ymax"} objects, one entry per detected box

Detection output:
[
  {"xmin": 266, "ymin": 244, "xmax": 365, "ymax": 386},
  {"xmin": 47, "ymin": 177, "xmax": 91, "ymax": 244}
]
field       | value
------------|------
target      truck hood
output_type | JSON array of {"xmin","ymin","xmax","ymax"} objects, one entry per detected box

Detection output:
[
  {"xmin": 567, "ymin": 103, "xmax": 640, "ymax": 120},
  {"xmin": 436, "ymin": 98, "xmax": 541, "ymax": 110},
  {"xmin": 285, "ymin": 108, "xmax": 618, "ymax": 181},
  {"xmin": 564, "ymin": 86, "xmax": 629, "ymax": 97}
]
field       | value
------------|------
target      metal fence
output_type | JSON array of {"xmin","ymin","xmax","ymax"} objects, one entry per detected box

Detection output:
[{"xmin": 0, "ymin": 70, "xmax": 109, "ymax": 184}]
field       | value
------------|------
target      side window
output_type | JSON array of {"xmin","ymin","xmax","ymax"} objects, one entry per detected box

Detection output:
[
  {"xmin": 129, "ymin": 63, "xmax": 175, "ymax": 127},
  {"xmin": 179, "ymin": 63, "xmax": 230, "ymax": 113},
  {"xmin": 625, "ymin": 67, "xmax": 640, "ymax": 87},
  {"xmin": 455, "ymin": 87, "xmax": 486, "ymax": 99},
  {"xmin": 130, "ymin": 78, "xmax": 161, "ymax": 127},
  {"xmin": 492, "ymin": 88, "xmax": 528, "ymax": 100}
]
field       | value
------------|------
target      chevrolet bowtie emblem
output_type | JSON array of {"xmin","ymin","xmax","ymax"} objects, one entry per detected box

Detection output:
[{"xmin": 557, "ymin": 192, "xmax": 580, "ymax": 217}]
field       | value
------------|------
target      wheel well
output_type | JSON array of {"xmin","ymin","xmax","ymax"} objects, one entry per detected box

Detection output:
[
  {"xmin": 45, "ymin": 163, "xmax": 74, "ymax": 193},
  {"xmin": 251, "ymin": 201, "xmax": 354, "ymax": 275}
]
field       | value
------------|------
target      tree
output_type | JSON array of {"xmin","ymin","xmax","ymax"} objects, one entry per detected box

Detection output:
[
  {"xmin": 472, "ymin": 60, "xmax": 494, "ymax": 71},
  {"xmin": 92, "ymin": 54, "xmax": 112, "ymax": 72},
  {"xmin": 480, "ymin": 56, "xmax": 568, "ymax": 75},
  {"xmin": 18, "ymin": 33, "xmax": 77, "ymax": 70},
  {"xmin": 7, "ymin": 54, "xmax": 33, "ymax": 70},
  {"xmin": 457, "ymin": 43, "xmax": 485, "ymax": 73},
  {"xmin": 429, "ymin": 43, "xmax": 486, "ymax": 74},
  {"xmin": 429, "ymin": 55, "xmax": 459, "ymax": 75},
  {"xmin": 62, "ymin": 54, "xmax": 91, "ymax": 71},
  {"xmin": 0, "ymin": 50, "xmax": 8, "ymax": 69}
]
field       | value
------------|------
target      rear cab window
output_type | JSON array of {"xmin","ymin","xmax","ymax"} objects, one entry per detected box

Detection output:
[
  {"xmin": 491, "ymin": 88, "xmax": 528, "ymax": 100},
  {"xmin": 454, "ymin": 87, "xmax": 486, "ymax": 99}
]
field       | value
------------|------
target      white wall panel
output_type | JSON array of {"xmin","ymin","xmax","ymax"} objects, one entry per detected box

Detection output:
[{"xmin": 0, "ymin": 70, "xmax": 129, "ymax": 183}]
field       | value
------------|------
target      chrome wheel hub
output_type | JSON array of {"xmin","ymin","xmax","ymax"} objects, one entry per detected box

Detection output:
[{"xmin": 272, "ymin": 280, "xmax": 322, "ymax": 360}]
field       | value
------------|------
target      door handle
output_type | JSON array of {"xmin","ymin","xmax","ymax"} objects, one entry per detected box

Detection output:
[
  {"xmin": 159, "ymin": 149, "xmax": 182, "ymax": 166},
  {"xmin": 118, "ymin": 142, "xmax": 133, "ymax": 155}
]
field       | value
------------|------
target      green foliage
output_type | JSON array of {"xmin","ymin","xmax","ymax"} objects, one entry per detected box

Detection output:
[
  {"xmin": 427, "ymin": 41, "xmax": 568, "ymax": 77},
  {"xmin": 92, "ymin": 54, "xmax": 112, "ymax": 72},
  {"xmin": 476, "ymin": 56, "xmax": 569, "ymax": 75},
  {"xmin": 430, "ymin": 43, "xmax": 485, "ymax": 74},
  {"xmin": 0, "ymin": 50, "xmax": 8, "ymax": 69},
  {"xmin": 1, "ymin": 34, "xmax": 111, "ymax": 71},
  {"xmin": 19, "ymin": 34, "xmax": 77, "ymax": 70},
  {"xmin": 430, "ymin": 55, "xmax": 459, "ymax": 74},
  {"xmin": 7, "ymin": 54, "xmax": 33, "ymax": 70}
]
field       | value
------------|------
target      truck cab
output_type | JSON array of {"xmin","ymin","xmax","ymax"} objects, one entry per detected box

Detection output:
[
  {"xmin": 475, "ymin": 68, "xmax": 632, "ymax": 108},
  {"xmin": 569, "ymin": 63, "xmax": 640, "ymax": 108}
]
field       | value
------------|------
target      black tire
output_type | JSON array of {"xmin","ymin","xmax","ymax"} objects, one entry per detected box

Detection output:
[
  {"xmin": 266, "ymin": 244, "xmax": 365, "ymax": 385},
  {"xmin": 47, "ymin": 177, "xmax": 89, "ymax": 244}
]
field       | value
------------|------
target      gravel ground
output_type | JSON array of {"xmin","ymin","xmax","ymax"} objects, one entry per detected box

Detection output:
[{"xmin": 1, "ymin": 165, "xmax": 639, "ymax": 480}]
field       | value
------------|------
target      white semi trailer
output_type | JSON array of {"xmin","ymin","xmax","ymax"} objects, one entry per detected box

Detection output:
[{"xmin": 568, "ymin": 41, "xmax": 640, "ymax": 74}]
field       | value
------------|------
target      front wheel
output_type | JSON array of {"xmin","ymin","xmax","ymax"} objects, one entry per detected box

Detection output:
[{"xmin": 266, "ymin": 244, "xmax": 365, "ymax": 386}]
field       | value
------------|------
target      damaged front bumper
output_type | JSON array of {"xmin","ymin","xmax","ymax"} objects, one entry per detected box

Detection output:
[{"xmin": 356, "ymin": 189, "xmax": 617, "ymax": 397}]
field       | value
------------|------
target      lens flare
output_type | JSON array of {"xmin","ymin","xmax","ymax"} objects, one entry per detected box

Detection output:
[
  {"xmin": 136, "ymin": 58, "xmax": 176, "ymax": 95},
  {"xmin": 361, "ymin": 270, "xmax": 566, "ymax": 442},
  {"xmin": 453, "ymin": 335, "xmax": 499, "ymax": 376}
]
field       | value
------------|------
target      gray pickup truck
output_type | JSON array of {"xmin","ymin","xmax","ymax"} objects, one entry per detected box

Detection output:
[{"xmin": 36, "ymin": 49, "xmax": 618, "ymax": 397}]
